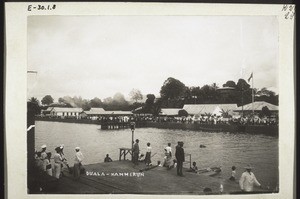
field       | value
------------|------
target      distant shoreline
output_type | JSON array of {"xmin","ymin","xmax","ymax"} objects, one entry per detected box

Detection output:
[{"xmin": 35, "ymin": 117, "xmax": 278, "ymax": 136}]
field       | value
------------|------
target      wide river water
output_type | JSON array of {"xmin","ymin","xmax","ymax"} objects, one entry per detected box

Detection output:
[{"xmin": 35, "ymin": 121, "xmax": 279, "ymax": 190}]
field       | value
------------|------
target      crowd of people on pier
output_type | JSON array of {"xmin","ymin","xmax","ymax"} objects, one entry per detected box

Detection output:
[
  {"xmin": 126, "ymin": 115, "xmax": 278, "ymax": 126},
  {"xmin": 34, "ymin": 144, "xmax": 84, "ymax": 181},
  {"xmin": 38, "ymin": 112, "xmax": 278, "ymax": 126}
]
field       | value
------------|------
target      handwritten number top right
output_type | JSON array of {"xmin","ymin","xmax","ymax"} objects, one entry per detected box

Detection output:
[{"xmin": 282, "ymin": 4, "xmax": 295, "ymax": 20}]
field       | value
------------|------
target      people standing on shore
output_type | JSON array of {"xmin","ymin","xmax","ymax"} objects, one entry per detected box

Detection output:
[
  {"xmin": 239, "ymin": 165, "xmax": 262, "ymax": 192},
  {"xmin": 74, "ymin": 147, "xmax": 84, "ymax": 180},
  {"xmin": 59, "ymin": 144, "xmax": 69, "ymax": 176},
  {"xmin": 132, "ymin": 139, "xmax": 140, "ymax": 165},
  {"xmin": 104, "ymin": 154, "xmax": 113, "ymax": 162},
  {"xmin": 229, "ymin": 166, "xmax": 236, "ymax": 181},
  {"xmin": 53, "ymin": 147, "xmax": 63, "ymax": 179},
  {"xmin": 175, "ymin": 141, "xmax": 185, "ymax": 176},
  {"xmin": 35, "ymin": 152, "xmax": 44, "ymax": 172},
  {"xmin": 144, "ymin": 142, "xmax": 152, "ymax": 166},
  {"xmin": 40, "ymin": 145, "xmax": 48, "ymax": 171},
  {"xmin": 45, "ymin": 152, "xmax": 53, "ymax": 176}
]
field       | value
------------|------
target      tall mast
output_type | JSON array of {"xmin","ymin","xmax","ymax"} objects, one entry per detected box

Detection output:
[{"xmin": 252, "ymin": 73, "xmax": 254, "ymax": 116}]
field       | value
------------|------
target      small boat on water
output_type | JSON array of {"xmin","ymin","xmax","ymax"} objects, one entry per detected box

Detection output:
[{"xmin": 197, "ymin": 167, "xmax": 221, "ymax": 176}]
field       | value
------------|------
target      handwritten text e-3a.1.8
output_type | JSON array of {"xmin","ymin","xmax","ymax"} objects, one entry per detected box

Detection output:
[{"xmin": 28, "ymin": 4, "xmax": 56, "ymax": 11}]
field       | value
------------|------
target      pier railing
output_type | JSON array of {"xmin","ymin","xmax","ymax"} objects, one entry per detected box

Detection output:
[
  {"xmin": 119, "ymin": 148, "xmax": 132, "ymax": 161},
  {"xmin": 100, "ymin": 121, "xmax": 147, "ymax": 130},
  {"xmin": 184, "ymin": 153, "xmax": 192, "ymax": 168}
]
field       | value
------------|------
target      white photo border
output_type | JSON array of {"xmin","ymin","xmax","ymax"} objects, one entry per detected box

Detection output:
[{"xmin": 5, "ymin": 2, "xmax": 295, "ymax": 199}]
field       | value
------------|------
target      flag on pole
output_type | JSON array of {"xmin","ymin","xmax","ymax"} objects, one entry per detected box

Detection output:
[{"xmin": 248, "ymin": 72, "xmax": 253, "ymax": 82}]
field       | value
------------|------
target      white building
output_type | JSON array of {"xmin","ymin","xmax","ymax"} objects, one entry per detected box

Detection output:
[
  {"xmin": 41, "ymin": 107, "xmax": 54, "ymax": 116},
  {"xmin": 50, "ymin": 107, "xmax": 83, "ymax": 117},
  {"xmin": 84, "ymin": 108, "xmax": 106, "ymax": 116}
]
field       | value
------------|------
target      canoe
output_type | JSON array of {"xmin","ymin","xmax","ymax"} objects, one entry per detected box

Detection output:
[{"xmin": 197, "ymin": 167, "xmax": 221, "ymax": 176}]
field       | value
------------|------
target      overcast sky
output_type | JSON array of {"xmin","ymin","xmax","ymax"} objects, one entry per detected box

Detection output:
[{"xmin": 27, "ymin": 16, "xmax": 278, "ymax": 101}]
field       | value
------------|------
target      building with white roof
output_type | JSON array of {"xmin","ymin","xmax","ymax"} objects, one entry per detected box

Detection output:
[
  {"xmin": 234, "ymin": 101, "xmax": 278, "ymax": 116},
  {"xmin": 183, "ymin": 104, "xmax": 238, "ymax": 116},
  {"xmin": 50, "ymin": 107, "xmax": 83, "ymax": 117},
  {"xmin": 159, "ymin": 108, "xmax": 183, "ymax": 116}
]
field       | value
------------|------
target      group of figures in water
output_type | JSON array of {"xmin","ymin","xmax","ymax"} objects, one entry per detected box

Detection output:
[{"xmin": 131, "ymin": 139, "xmax": 267, "ymax": 193}]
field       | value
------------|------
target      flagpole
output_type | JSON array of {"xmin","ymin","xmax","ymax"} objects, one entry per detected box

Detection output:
[
  {"xmin": 241, "ymin": 84, "xmax": 244, "ymax": 117},
  {"xmin": 252, "ymin": 73, "xmax": 254, "ymax": 116}
]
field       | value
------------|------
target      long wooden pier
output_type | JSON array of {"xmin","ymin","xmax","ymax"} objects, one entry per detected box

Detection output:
[
  {"xmin": 35, "ymin": 160, "xmax": 273, "ymax": 195},
  {"xmin": 100, "ymin": 121, "xmax": 130, "ymax": 130},
  {"xmin": 100, "ymin": 121, "xmax": 147, "ymax": 130}
]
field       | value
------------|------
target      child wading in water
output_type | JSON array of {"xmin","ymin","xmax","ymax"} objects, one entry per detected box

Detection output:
[
  {"xmin": 145, "ymin": 142, "xmax": 152, "ymax": 166},
  {"xmin": 191, "ymin": 161, "xmax": 198, "ymax": 172},
  {"xmin": 229, "ymin": 166, "xmax": 236, "ymax": 181}
]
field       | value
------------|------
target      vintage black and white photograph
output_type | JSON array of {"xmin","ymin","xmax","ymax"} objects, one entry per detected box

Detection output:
[
  {"xmin": 5, "ymin": 2, "xmax": 295, "ymax": 198},
  {"xmin": 26, "ymin": 14, "xmax": 281, "ymax": 195}
]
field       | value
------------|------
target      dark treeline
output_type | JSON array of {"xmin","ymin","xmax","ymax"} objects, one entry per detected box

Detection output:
[
  {"xmin": 155, "ymin": 77, "xmax": 278, "ymax": 110},
  {"xmin": 28, "ymin": 77, "xmax": 278, "ymax": 116}
]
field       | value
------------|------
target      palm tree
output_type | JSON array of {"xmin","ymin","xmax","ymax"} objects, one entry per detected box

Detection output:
[
  {"xmin": 211, "ymin": 83, "xmax": 219, "ymax": 90},
  {"xmin": 256, "ymin": 87, "xmax": 276, "ymax": 97},
  {"xmin": 28, "ymin": 97, "xmax": 39, "ymax": 105},
  {"xmin": 220, "ymin": 109, "xmax": 230, "ymax": 118},
  {"xmin": 28, "ymin": 97, "xmax": 41, "ymax": 116}
]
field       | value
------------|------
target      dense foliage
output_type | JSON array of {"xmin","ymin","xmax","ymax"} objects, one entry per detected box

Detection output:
[
  {"xmin": 31, "ymin": 77, "xmax": 278, "ymax": 115},
  {"xmin": 41, "ymin": 95, "xmax": 54, "ymax": 105}
]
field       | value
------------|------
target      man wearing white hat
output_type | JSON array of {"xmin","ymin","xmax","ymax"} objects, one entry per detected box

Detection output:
[
  {"xmin": 74, "ymin": 147, "xmax": 84, "ymax": 180},
  {"xmin": 53, "ymin": 147, "xmax": 63, "ymax": 179},
  {"xmin": 40, "ymin": 145, "xmax": 48, "ymax": 171},
  {"xmin": 239, "ymin": 165, "xmax": 262, "ymax": 192},
  {"xmin": 59, "ymin": 144, "xmax": 69, "ymax": 176}
]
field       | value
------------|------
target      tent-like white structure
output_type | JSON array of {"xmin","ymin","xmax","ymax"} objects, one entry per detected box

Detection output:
[
  {"xmin": 183, "ymin": 104, "xmax": 237, "ymax": 116},
  {"xmin": 211, "ymin": 106, "xmax": 223, "ymax": 116},
  {"xmin": 83, "ymin": 108, "xmax": 133, "ymax": 116},
  {"xmin": 108, "ymin": 111, "xmax": 133, "ymax": 115},
  {"xmin": 159, "ymin": 108, "xmax": 182, "ymax": 116},
  {"xmin": 234, "ymin": 101, "xmax": 278, "ymax": 112}
]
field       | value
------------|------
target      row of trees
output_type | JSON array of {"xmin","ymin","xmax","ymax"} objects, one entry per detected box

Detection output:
[
  {"xmin": 159, "ymin": 77, "xmax": 278, "ymax": 108},
  {"xmin": 28, "ymin": 77, "xmax": 278, "ymax": 116},
  {"xmin": 29, "ymin": 89, "xmax": 145, "ymax": 113}
]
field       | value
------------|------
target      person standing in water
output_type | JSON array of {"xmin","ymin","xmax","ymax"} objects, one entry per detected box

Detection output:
[
  {"xmin": 229, "ymin": 166, "xmax": 236, "ymax": 181},
  {"xmin": 239, "ymin": 165, "xmax": 262, "ymax": 192}
]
